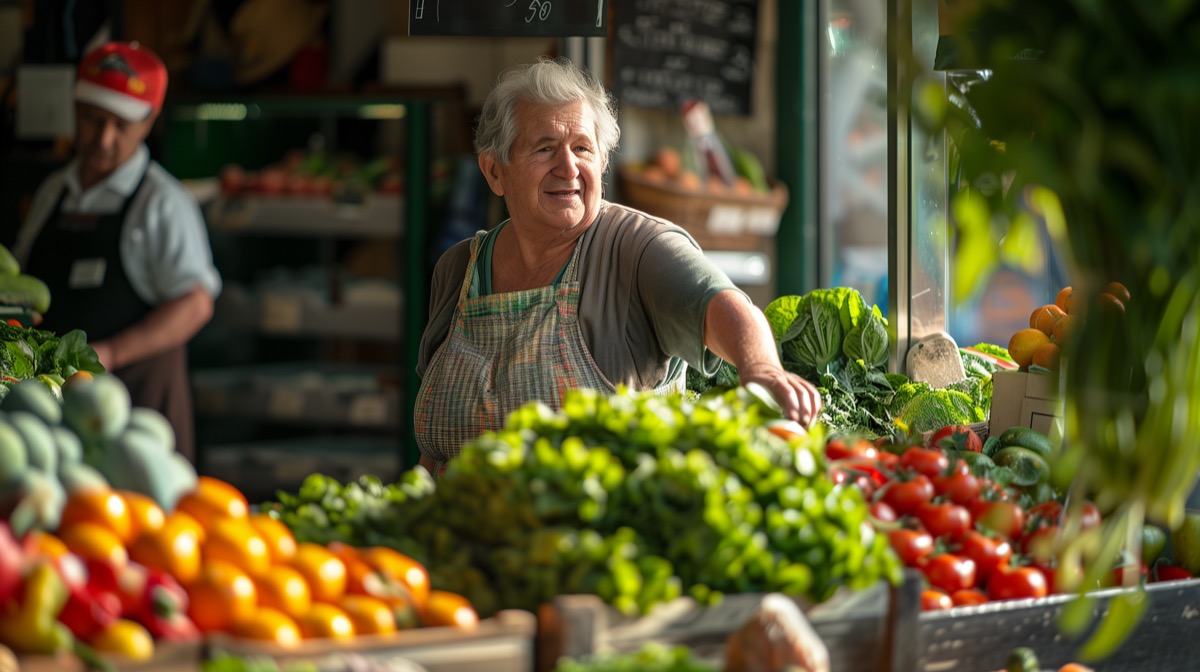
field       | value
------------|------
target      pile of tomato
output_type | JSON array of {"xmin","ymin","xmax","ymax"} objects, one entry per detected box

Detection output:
[{"xmin": 823, "ymin": 432, "xmax": 1190, "ymax": 612}]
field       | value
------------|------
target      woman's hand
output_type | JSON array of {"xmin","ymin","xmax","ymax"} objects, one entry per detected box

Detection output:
[
  {"xmin": 702, "ymin": 290, "xmax": 824, "ymax": 429},
  {"xmin": 738, "ymin": 363, "xmax": 824, "ymax": 428}
]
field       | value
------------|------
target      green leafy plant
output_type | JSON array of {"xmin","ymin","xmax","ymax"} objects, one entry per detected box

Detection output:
[{"xmin": 912, "ymin": 0, "xmax": 1200, "ymax": 661}]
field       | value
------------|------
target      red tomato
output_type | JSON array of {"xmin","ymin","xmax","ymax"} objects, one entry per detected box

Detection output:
[
  {"xmin": 869, "ymin": 501, "xmax": 898, "ymax": 524},
  {"xmin": 914, "ymin": 501, "xmax": 972, "ymax": 540},
  {"xmin": 958, "ymin": 530, "xmax": 1013, "ymax": 583},
  {"xmin": 1151, "ymin": 563, "xmax": 1194, "ymax": 582},
  {"xmin": 880, "ymin": 475, "xmax": 934, "ymax": 516},
  {"xmin": 932, "ymin": 471, "xmax": 981, "ymax": 505},
  {"xmin": 950, "ymin": 588, "xmax": 989, "ymax": 606},
  {"xmin": 874, "ymin": 450, "xmax": 901, "ymax": 472},
  {"xmin": 888, "ymin": 529, "xmax": 934, "ymax": 567},
  {"xmin": 922, "ymin": 553, "xmax": 977, "ymax": 593},
  {"xmin": 1022, "ymin": 525, "xmax": 1060, "ymax": 563},
  {"xmin": 1080, "ymin": 502, "xmax": 1102, "ymax": 530},
  {"xmin": 921, "ymin": 589, "xmax": 953, "ymax": 611},
  {"xmin": 929, "ymin": 424, "xmax": 983, "ymax": 453},
  {"xmin": 829, "ymin": 465, "xmax": 878, "ymax": 498},
  {"xmin": 987, "ymin": 563, "xmax": 1048, "ymax": 601},
  {"xmin": 900, "ymin": 446, "xmax": 950, "ymax": 478},
  {"xmin": 1025, "ymin": 501, "xmax": 1063, "ymax": 530},
  {"xmin": 824, "ymin": 439, "xmax": 878, "ymax": 461},
  {"xmin": 1110, "ymin": 559, "xmax": 1147, "ymax": 587},
  {"xmin": 973, "ymin": 501, "xmax": 1026, "ymax": 540}
]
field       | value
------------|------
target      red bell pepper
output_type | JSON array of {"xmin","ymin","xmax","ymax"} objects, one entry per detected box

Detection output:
[
  {"xmin": 135, "ymin": 570, "xmax": 199, "ymax": 641},
  {"xmin": 83, "ymin": 558, "xmax": 146, "ymax": 616},
  {"xmin": 0, "ymin": 522, "xmax": 24, "ymax": 607},
  {"xmin": 58, "ymin": 582, "xmax": 121, "ymax": 640}
]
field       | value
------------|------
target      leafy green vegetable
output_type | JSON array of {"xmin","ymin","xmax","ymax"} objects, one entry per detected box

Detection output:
[
  {"xmin": 893, "ymin": 388, "xmax": 983, "ymax": 433},
  {"xmin": 843, "ymin": 309, "xmax": 889, "ymax": 369},
  {"xmin": 764, "ymin": 295, "xmax": 803, "ymax": 341},
  {"xmin": 782, "ymin": 298, "xmax": 843, "ymax": 375},
  {"xmin": 0, "ymin": 324, "xmax": 104, "ymax": 380},
  {"xmin": 970, "ymin": 342, "xmax": 1014, "ymax": 362},
  {"xmin": 555, "ymin": 642, "xmax": 717, "ymax": 672}
]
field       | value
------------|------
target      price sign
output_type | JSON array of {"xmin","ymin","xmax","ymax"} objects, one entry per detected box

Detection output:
[{"xmin": 409, "ymin": 0, "xmax": 608, "ymax": 37}]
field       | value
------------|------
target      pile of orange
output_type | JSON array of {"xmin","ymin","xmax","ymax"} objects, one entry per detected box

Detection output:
[
  {"xmin": 1007, "ymin": 281, "xmax": 1129, "ymax": 372},
  {"xmin": 37, "ymin": 475, "xmax": 479, "ymax": 653}
]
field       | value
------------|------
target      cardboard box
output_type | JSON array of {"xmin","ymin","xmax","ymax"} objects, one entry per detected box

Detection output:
[{"xmin": 989, "ymin": 370, "xmax": 1063, "ymax": 436}]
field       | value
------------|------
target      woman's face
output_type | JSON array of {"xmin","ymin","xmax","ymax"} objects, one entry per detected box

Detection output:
[{"xmin": 480, "ymin": 98, "xmax": 604, "ymax": 235}]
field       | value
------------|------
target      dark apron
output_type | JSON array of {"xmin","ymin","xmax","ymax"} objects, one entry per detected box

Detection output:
[{"xmin": 24, "ymin": 168, "xmax": 195, "ymax": 461}]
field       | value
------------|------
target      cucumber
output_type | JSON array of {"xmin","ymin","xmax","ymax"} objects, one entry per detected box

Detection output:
[
  {"xmin": 998, "ymin": 426, "xmax": 1055, "ymax": 457},
  {"xmin": 0, "ymin": 245, "xmax": 19, "ymax": 276},
  {"xmin": 0, "ymin": 274, "xmax": 50, "ymax": 313}
]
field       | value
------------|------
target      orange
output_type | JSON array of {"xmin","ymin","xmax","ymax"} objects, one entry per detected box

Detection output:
[
  {"xmin": 1030, "ymin": 342, "xmax": 1062, "ymax": 372},
  {"xmin": 165, "ymin": 510, "xmax": 206, "ymax": 544},
  {"xmin": 174, "ymin": 476, "xmax": 249, "ymax": 530},
  {"xmin": 58, "ymin": 522, "xmax": 128, "ymax": 566},
  {"xmin": 186, "ymin": 560, "xmax": 258, "ymax": 634},
  {"xmin": 128, "ymin": 515, "xmax": 203, "ymax": 585},
  {"xmin": 386, "ymin": 595, "xmax": 422, "ymax": 630},
  {"xmin": 675, "ymin": 170, "xmax": 701, "ymax": 192},
  {"xmin": 290, "ymin": 543, "xmax": 347, "ymax": 603},
  {"xmin": 295, "ymin": 603, "xmax": 356, "ymax": 640},
  {"xmin": 24, "ymin": 530, "xmax": 68, "ymax": 560},
  {"xmin": 62, "ymin": 370, "xmax": 95, "ymax": 394},
  {"xmin": 118, "ymin": 490, "xmax": 165, "ymax": 541},
  {"xmin": 338, "ymin": 594, "xmax": 397, "ymax": 636},
  {"xmin": 1028, "ymin": 304, "xmax": 1066, "ymax": 337},
  {"xmin": 228, "ymin": 608, "xmax": 302, "ymax": 647},
  {"xmin": 60, "ymin": 489, "xmax": 132, "ymax": 544},
  {"xmin": 1104, "ymin": 281, "xmax": 1131, "ymax": 304},
  {"xmin": 359, "ymin": 547, "xmax": 431, "ymax": 610},
  {"xmin": 88, "ymin": 619, "xmax": 155, "ymax": 661},
  {"xmin": 1008, "ymin": 328, "xmax": 1051, "ymax": 370},
  {"xmin": 202, "ymin": 517, "xmax": 271, "ymax": 577},
  {"xmin": 1052, "ymin": 314, "xmax": 1076, "ymax": 344},
  {"xmin": 253, "ymin": 565, "xmax": 312, "ymax": 619},
  {"xmin": 419, "ymin": 590, "xmax": 479, "ymax": 630},
  {"xmin": 248, "ymin": 514, "xmax": 297, "ymax": 564},
  {"xmin": 1055, "ymin": 286, "xmax": 1074, "ymax": 313}
]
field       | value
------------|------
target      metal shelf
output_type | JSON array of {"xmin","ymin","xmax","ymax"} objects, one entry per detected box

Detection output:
[
  {"xmin": 205, "ymin": 194, "xmax": 404, "ymax": 239},
  {"xmin": 215, "ymin": 284, "xmax": 401, "ymax": 341},
  {"xmin": 192, "ymin": 362, "xmax": 399, "ymax": 429}
]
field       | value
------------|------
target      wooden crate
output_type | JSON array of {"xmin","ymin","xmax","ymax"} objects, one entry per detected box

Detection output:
[
  {"xmin": 207, "ymin": 609, "xmax": 536, "ymax": 672},
  {"xmin": 894, "ymin": 572, "xmax": 1200, "ymax": 672},
  {"xmin": 17, "ymin": 640, "xmax": 204, "ymax": 672},
  {"xmin": 536, "ymin": 576, "xmax": 917, "ymax": 672}
]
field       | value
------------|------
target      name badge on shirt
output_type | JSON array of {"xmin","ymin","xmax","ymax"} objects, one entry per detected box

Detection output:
[{"xmin": 68, "ymin": 258, "xmax": 107, "ymax": 289}]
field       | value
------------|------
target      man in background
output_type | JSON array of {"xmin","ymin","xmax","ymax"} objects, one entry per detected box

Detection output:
[{"xmin": 12, "ymin": 41, "xmax": 221, "ymax": 461}]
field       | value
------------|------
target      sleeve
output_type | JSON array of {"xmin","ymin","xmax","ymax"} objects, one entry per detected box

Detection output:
[
  {"xmin": 141, "ymin": 183, "xmax": 223, "ymax": 303},
  {"xmin": 416, "ymin": 240, "xmax": 472, "ymax": 378},
  {"xmin": 635, "ymin": 229, "xmax": 747, "ymax": 376}
]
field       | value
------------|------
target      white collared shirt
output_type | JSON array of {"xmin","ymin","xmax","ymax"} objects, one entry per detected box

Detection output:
[{"xmin": 14, "ymin": 144, "xmax": 222, "ymax": 305}]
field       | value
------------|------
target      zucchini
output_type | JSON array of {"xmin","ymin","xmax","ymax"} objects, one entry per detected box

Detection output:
[
  {"xmin": 0, "ymin": 274, "xmax": 50, "ymax": 313},
  {"xmin": 998, "ymin": 426, "xmax": 1055, "ymax": 458}
]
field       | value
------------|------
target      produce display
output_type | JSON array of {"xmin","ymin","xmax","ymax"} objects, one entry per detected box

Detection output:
[
  {"xmin": 0, "ymin": 368, "xmax": 477, "ymax": 670},
  {"xmin": 1005, "ymin": 282, "xmax": 1127, "ymax": 374},
  {"xmin": 265, "ymin": 386, "xmax": 903, "ymax": 619},
  {"xmin": 218, "ymin": 146, "xmax": 405, "ymax": 200},
  {"xmin": 688, "ymin": 288, "xmax": 1002, "ymax": 439}
]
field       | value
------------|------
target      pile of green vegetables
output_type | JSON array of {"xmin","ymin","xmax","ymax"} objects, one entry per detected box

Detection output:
[
  {"xmin": 0, "ymin": 324, "xmax": 104, "ymax": 387},
  {"xmin": 265, "ymin": 386, "xmax": 901, "ymax": 618},
  {"xmin": 688, "ymin": 287, "xmax": 1006, "ymax": 438},
  {"xmin": 554, "ymin": 642, "xmax": 716, "ymax": 672}
]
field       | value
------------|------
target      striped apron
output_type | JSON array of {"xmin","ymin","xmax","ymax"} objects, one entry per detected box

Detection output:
[{"xmin": 414, "ymin": 230, "xmax": 679, "ymax": 469}]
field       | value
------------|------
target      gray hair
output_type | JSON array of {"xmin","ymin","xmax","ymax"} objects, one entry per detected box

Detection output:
[{"xmin": 474, "ymin": 57, "xmax": 621, "ymax": 170}]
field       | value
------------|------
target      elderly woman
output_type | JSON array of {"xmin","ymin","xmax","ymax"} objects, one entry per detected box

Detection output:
[{"xmin": 415, "ymin": 57, "xmax": 822, "ymax": 471}]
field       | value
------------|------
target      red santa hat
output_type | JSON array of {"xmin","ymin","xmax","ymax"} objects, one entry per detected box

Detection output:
[{"xmin": 74, "ymin": 42, "xmax": 168, "ymax": 122}]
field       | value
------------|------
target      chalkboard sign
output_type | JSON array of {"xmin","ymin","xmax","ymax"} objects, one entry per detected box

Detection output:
[
  {"xmin": 611, "ymin": 0, "xmax": 759, "ymax": 116},
  {"xmin": 408, "ymin": 0, "xmax": 608, "ymax": 37}
]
